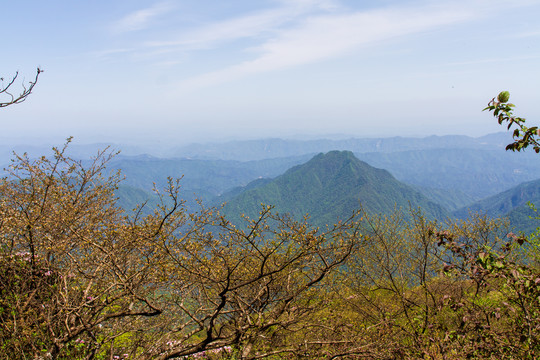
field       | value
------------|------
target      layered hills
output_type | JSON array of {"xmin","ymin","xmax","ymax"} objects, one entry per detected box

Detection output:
[
  {"xmin": 454, "ymin": 178, "xmax": 540, "ymax": 234},
  {"xmin": 105, "ymin": 154, "xmax": 311, "ymax": 212},
  {"xmin": 6, "ymin": 134, "xmax": 537, "ymax": 229},
  {"xmin": 220, "ymin": 151, "xmax": 450, "ymax": 226},
  {"xmin": 356, "ymin": 148, "xmax": 540, "ymax": 202}
]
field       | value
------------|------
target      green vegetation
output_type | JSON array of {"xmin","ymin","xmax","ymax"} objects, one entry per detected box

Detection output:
[
  {"xmin": 1, "ymin": 92, "xmax": 539, "ymax": 359},
  {"xmin": 222, "ymin": 150, "xmax": 450, "ymax": 226},
  {"xmin": 0, "ymin": 142, "xmax": 359, "ymax": 359},
  {"xmin": 108, "ymin": 154, "xmax": 311, "ymax": 212},
  {"xmin": 454, "ymin": 178, "xmax": 540, "ymax": 233}
]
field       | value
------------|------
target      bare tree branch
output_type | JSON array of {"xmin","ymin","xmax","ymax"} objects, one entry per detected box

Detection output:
[{"xmin": 0, "ymin": 68, "xmax": 43, "ymax": 108}]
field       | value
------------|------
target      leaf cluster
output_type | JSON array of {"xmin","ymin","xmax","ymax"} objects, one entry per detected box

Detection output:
[{"xmin": 484, "ymin": 91, "xmax": 540, "ymax": 153}]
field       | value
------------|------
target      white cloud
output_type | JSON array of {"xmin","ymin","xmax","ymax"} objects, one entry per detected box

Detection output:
[
  {"xmin": 112, "ymin": 2, "xmax": 173, "ymax": 33},
  {"xmin": 103, "ymin": 0, "xmax": 540, "ymax": 87},
  {"xmin": 145, "ymin": 0, "xmax": 339, "ymax": 50},
  {"xmin": 175, "ymin": 2, "xmax": 476, "ymax": 91}
]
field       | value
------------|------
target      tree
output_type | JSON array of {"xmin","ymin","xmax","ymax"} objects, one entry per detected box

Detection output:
[
  {"xmin": 300, "ymin": 93, "xmax": 540, "ymax": 359},
  {"xmin": 0, "ymin": 139, "xmax": 361, "ymax": 359},
  {"xmin": 0, "ymin": 68, "xmax": 42, "ymax": 108},
  {"xmin": 2, "ymin": 89, "xmax": 538, "ymax": 359}
]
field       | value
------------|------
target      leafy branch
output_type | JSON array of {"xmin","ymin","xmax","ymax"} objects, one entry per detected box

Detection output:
[{"xmin": 484, "ymin": 91, "xmax": 540, "ymax": 153}]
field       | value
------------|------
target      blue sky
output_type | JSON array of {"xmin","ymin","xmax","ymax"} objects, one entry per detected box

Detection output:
[{"xmin": 2, "ymin": 0, "xmax": 540, "ymax": 145}]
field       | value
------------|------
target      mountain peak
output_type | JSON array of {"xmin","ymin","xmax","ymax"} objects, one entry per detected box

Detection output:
[{"xmin": 223, "ymin": 151, "xmax": 450, "ymax": 225}]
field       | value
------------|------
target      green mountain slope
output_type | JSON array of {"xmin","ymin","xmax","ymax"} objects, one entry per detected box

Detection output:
[
  {"xmin": 454, "ymin": 178, "xmax": 540, "ymax": 219},
  {"xmin": 221, "ymin": 151, "xmax": 451, "ymax": 226},
  {"xmin": 356, "ymin": 148, "xmax": 540, "ymax": 200},
  {"xmin": 454, "ymin": 178, "xmax": 540, "ymax": 234},
  {"xmin": 106, "ymin": 154, "xmax": 312, "ymax": 212},
  {"xmin": 115, "ymin": 185, "xmax": 162, "ymax": 215}
]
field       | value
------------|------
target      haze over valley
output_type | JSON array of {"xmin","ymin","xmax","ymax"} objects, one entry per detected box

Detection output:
[{"xmin": 3, "ymin": 132, "xmax": 539, "ymax": 232}]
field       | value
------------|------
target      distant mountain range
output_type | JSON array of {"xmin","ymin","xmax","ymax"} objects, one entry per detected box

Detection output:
[
  {"xmin": 219, "ymin": 151, "xmax": 450, "ymax": 226},
  {"xmin": 0, "ymin": 132, "xmax": 513, "ymax": 165},
  {"xmin": 356, "ymin": 148, "xmax": 540, "ymax": 202},
  {"xmin": 168, "ymin": 132, "xmax": 513, "ymax": 161},
  {"xmin": 4, "ymin": 133, "xmax": 540, "ymax": 233}
]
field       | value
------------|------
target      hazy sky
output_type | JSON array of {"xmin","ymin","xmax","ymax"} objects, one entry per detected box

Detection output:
[{"xmin": 2, "ymin": 0, "xmax": 540, "ymax": 145}]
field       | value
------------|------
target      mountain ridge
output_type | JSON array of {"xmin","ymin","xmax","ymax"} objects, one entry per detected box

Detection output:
[{"xmin": 220, "ymin": 150, "xmax": 451, "ymax": 226}]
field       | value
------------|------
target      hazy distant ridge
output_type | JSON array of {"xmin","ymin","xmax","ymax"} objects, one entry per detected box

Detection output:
[{"xmin": 171, "ymin": 133, "xmax": 511, "ymax": 161}]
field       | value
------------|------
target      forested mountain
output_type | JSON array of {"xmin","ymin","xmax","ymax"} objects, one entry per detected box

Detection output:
[
  {"xmin": 6, "ymin": 133, "xmax": 538, "ymax": 223},
  {"xmin": 356, "ymin": 148, "xmax": 540, "ymax": 201},
  {"xmin": 220, "ymin": 151, "xmax": 450, "ymax": 226},
  {"xmin": 104, "ymin": 146, "xmax": 540, "ymax": 228},
  {"xmin": 454, "ymin": 178, "xmax": 540, "ymax": 233},
  {"xmin": 99, "ymin": 144, "xmax": 540, "ymax": 216},
  {"xmin": 454, "ymin": 178, "xmax": 540, "ymax": 219},
  {"xmin": 105, "ymin": 154, "xmax": 312, "ymax": 211}
]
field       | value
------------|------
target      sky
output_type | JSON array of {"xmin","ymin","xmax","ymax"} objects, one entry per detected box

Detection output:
[{"xmin": 2, "ymin": 0, "xmax": 540, "ymax": 146}]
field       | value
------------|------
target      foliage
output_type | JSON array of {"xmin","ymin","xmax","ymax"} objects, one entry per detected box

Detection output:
[
  {"xmin": 0, "ymin": 68, "xmax": 42, "ymax": 108},
  {"xmin": 1, "ymin": 91, "xmax": 540, "ymax": 359},
  {"xmin": 484, "ymin": 91, "xmax": 540, "ymax": 153},
  {"xmin": 326, "ymin": 209, "xmax": 540, "ymax": 359},
  {"xmin": 0, "ymin": 140, "xmax": 360, "ymax": 359},
  {"xmin": 435, "ymin": 226, "xmax": 540, "ymax": 359}
]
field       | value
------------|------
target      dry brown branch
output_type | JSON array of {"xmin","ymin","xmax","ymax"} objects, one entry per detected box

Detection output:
[
  {"xmin": 0, "ymin": 68, "xmax": 42, "ymax": 108},
  {"xmin": 0, "ymin": 141, "xmax": 364, "ymax": 359}
]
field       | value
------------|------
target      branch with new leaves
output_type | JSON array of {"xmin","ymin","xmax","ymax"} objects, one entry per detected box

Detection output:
[{"xmin": 484, "ymin": 91, "xmax": 540, "ymax": 153}]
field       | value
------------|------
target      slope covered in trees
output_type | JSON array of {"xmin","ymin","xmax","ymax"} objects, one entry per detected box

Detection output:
[
  {"xmin": 5, "ymin": 133, "xmax": 537, "ymax": 216},
  {"xmin": 221, "ymin": 150, "xmax": 450, "ymax": 226},
  {"xmin": 356, "ymin": 148, "xmax": 540, "ymax": 201},
  {"xmin": 105, "ymin": 154, "xmax": 312, "ymax": 211},
  {"xmin": 454, "ymin": 178, "xmax": 540, "ymax": 218}
]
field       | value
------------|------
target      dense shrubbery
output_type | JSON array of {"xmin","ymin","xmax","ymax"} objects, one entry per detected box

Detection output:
[
  {"xmin": 0, "ymin": 140, "xmax": 359, "ymax": 359},
  {"xmin": 1, "ymin": 94, "xmax": 539, "ymax": 359}
]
